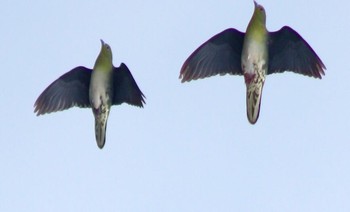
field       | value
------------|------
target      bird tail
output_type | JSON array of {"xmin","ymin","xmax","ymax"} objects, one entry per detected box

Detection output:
[
  {"xmin": 93, "ymin": 106, "xmax": 110, "ymax": 149},
  {"xmin": 246, "ymin": 79, "xmax": 264, "ymax": 125}
]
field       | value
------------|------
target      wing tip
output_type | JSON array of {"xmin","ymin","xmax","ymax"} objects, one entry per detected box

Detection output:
[
  {"xmin": 179, "ymin": 73, "xmax": 189, "ymax": 83},
  {"xmin": 139, "ymin": 94, "xmax": 146, "ymax": 108},
  {"xmin": 179, "ymin": 62, "xmax": 192, "ymax": 83},
  {"xmin": 33, "ymin": 100, "xmax": 46, "ymax": 116}
]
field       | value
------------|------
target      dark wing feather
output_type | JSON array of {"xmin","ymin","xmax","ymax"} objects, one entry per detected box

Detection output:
[
  {"xmin": 112, "ymin": 63, "xmax": 145, "ymax": 107},
  {"xmin": 34, "ymin": 66, "xmax": 92, "ymax": 115},
  {"xmin": 268, "ymin": 26, "xmax": 326, "ymax": 78},
  {"xmin": 180, "ymin": 28, "xmax": 245, "ymax": 82}
]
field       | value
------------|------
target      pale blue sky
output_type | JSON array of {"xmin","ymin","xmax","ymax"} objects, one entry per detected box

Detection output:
[{"xmin": 1, "ymin": 0, "xmax": 349, "ymax": 211}]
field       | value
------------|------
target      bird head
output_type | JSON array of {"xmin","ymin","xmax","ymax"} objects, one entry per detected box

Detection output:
[
  {"xmin": 252, "ymin": 1, "xmax": 266, "ymax": 25},
  {"xmin": 100, "ymin": 39, "xmax": 113, "ymax": 61},
  {"xmin": 94, "ymin": 39, "xmax": 113, "ymax": 71},
  {"xmin": 246, "ymin": 1, "xmax": 267, "ymax": 37}
]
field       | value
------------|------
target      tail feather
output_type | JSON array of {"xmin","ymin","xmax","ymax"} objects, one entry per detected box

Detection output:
[
  {"xmin": 95, "ymin": 118, "xmax": 107, "ymax": 149},
  {"xmin": 93, "ymin": 105, "xmax": 110, "ymax": 149},
  {"xmin": 246, "ymin": 81, "xmax": 264, "ymax": 124}
]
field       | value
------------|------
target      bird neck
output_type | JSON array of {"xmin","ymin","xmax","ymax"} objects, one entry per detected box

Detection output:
[
  {"xmin": 246, "ymin": 13, "xmax": 267, "ymax": 43},
  {"xmin": 93, "ymin": 55, "xmax": 113, "ymax": 72}
]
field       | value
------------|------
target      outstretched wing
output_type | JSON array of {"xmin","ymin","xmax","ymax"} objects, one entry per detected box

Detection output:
[
  {"xmin": 34, "ymin": 66, "xmax": 92, "ymax": 115},
  {"xmin": 180, "ymin": 28, "xmax": 245, "ymax": 82},
  {"xmin": 268, "ymin": 26, "xmax": 326, "ymax": 78},
  {"xmin": 112, "ymin": 63, "xmax": 145, "ymax": 107}
]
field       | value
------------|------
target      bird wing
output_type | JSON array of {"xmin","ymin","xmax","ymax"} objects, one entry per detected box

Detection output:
[
  {"xmin": 34, "ymin": 66, "xmax": 92, "ymax": 115},
  {"xmin": 268, "ymin": 26, "xmax": 326, "ymax": 78},
  {"xmin": 112, "ymin": 63, "xmax": 145, "ymax": 107},
  {"xmin": 179, "ymin": 28, "xmax": 245, "ymax": 82}
]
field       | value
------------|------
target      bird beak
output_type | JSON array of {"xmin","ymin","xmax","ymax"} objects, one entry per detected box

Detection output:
[
  {"xmin": 254, "ymin": 1, "xmax": 258, "ymax": 8},
  {"xmin": 100, "ymin": 39, "xmax": 105, "ymax": 46}
]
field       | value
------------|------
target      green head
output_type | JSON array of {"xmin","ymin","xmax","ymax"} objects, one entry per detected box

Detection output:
[
  {"xmin": 245, "ymin": 1, "xmax": 267, "ymax": 41},
  {"xmin": 252, "ymin": 1, "xmax": 266, "ymax": 25},
  {"xmin": 94, "ymin": 39, "xmax": 113, "ymax": 71}
]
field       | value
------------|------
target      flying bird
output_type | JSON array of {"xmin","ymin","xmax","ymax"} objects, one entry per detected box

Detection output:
[
  {"xmin": 179, "ymin": 1, "xmax": 325, "ymax": 124},
  {"xmin": 34, "ymin": 40, "xmax": 145, "ymax": 149}
]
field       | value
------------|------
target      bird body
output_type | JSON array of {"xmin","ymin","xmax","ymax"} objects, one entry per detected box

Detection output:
[
  {"xmin": 180, "ymin": 1, "xmax": 325, "ymax": 124},
  {"xmin": 89, "ymin": 41, "xmax": 114, "ymax": 147},
  {"xmin": 34, "ymin": 40, "xmax": 145, "ymax": 149},
  {"xmin": 241, "ymin": 2, "xmax": 269, "ymax": 124}
]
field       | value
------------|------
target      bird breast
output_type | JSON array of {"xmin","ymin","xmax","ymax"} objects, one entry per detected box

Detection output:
[
  {"xmin": 241, "ymin": 40, "xmax": 267, "ymax": 76},
  {"xmin": 89, "ymin": 70, "xmax": 113, "ymax": 110}
]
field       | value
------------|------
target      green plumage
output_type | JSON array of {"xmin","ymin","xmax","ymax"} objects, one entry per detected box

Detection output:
[
  {"xmin": 34, "ymin": 40, "xmax": 145, "ymax": 149},
  {"xmin": 180, "ymin": 1, "xmax": 325, "ymax": 124}
]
